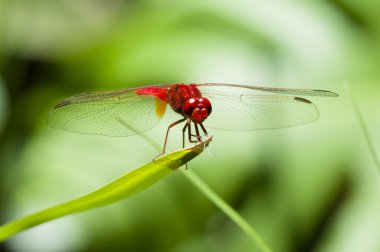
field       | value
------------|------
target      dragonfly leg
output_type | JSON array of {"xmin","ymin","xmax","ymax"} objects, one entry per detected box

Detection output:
[
  {"xmin": 160, "ymin": 117, "xmax": 186, "ymax": 156},
  {"xmin": 199, "ymin": 123, "xmax": 208, "ymax": 136},
  {"xmin": 198, "ymin": 123, "xmax": 210, "ymax": 149},
  {"xmin": 187, "ymin": 122, "xmax": 199, "ymax": 144},
  {"xmin": 181, "ymin": 120, "xmax": 192, "ymax": 170},
  {"xmin": 193, "ymin": 123, "xmax": 202, "ymax": 142},
  {"xmin": 182, "ymin": 120, "xmax": 191, "ymax": 149}
]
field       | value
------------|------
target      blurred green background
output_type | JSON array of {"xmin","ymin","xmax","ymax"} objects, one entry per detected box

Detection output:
[{"xmin": 1, "ymin": 0, "xmax": 380, "ymax": 251}]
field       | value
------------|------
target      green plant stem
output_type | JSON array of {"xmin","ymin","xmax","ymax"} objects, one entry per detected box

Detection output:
[
  {"xmin": 182, "ymin": 169, "xmax": 273, "ymax": 252},
  {"xmin": 344, "ymin": 83, "xmax": 380, "ymax": 173}
]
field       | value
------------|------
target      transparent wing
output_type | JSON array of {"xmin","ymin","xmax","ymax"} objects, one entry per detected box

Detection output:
[
  {"xmin": 199, "ymin": 89, "xmax": 320, "ymax": 131},
  {"xmin": 48, "ymin": 89, "xmax": 167, "ymax": 136},
  {"xmin": 197, "ymin": 83, "xmax": 339, "ymax": 97}
]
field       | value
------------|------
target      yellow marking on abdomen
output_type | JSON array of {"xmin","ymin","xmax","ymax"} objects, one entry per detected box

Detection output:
[{"xmin": 155, "ymin": 98, "xmax": 167, "ymax": 118}]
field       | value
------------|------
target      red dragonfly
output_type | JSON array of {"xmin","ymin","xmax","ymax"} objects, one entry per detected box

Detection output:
[{"xmin": 48, "ymin": 83, "xmax": 338, "ymax": 153}]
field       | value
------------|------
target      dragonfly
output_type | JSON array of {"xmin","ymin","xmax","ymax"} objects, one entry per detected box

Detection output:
[{"xmin": 48, "ymin": 83, "xmax": 338, "ymax": 154}]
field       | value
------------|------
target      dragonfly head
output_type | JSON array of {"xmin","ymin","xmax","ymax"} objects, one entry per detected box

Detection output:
[{"xmin": 182, "ymin": 97, "xmax": 212, "ymax": 123}]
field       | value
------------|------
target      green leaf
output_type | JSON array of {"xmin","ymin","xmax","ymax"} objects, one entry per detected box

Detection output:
[{"xmin": 0, "ymin": 136, "xmax": 212, "ymax": 242}]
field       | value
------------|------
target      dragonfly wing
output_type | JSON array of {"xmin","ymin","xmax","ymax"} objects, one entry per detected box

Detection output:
[
  {"xmin": 48, "ymin": 89, "xmax": 167, "ymax": 136},
  {"xmin": 197, "ymin": 83, "xmax": 338, "ymax": 97},
  {"xmin": 199, "ymin": 90, "xmax": 319, "ymax": 131}
]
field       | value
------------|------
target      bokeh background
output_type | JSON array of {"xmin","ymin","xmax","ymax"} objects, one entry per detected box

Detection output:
[{"xmin": 1, "ymin": 1, "xmax": 380, "ymax": 251}]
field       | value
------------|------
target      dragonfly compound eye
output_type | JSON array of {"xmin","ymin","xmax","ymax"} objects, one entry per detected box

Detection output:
[
  {"xmin": 198, "ymin": 97, "xmax": 212, "ymax": 115},
  {"xmin": 182, "ymin": 98, "xmax": 199, "ymax": 117}
]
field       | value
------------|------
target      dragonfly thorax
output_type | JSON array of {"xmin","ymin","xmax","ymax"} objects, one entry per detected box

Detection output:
[{"xmin": 167, "ymin": 83, "xmax": 200, "ymax": 112}]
